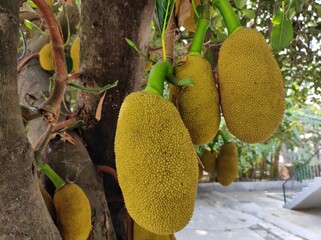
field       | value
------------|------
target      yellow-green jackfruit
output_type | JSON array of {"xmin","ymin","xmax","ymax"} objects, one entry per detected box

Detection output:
[
  {"xmin": 53, "ymin": 183, "xmax": 91, "ymax": 240},
  {"xmin": 39, "ymin": 43, "xmax": 54, "ymax": 71},
  {"xmin": 172, "ymin": 55, "xmax": 220, "ymax": 145},
  {"xmin": 134, "ymin": 222, "xmax": 176, "ymax": 240},
  {"xmin": 216, "ymin": 142, "xmax": 238, "ymax": 186},
  {"xmin": 38, "ymin": 181, "xmax": 56, "ymax": 220},
  {"xmin": 70, "ymin": 36, "xmax": 80, "ymax": 73},
  {"xmin": 115, "ymin": 91, "xmax": 198, "ymax": 235},
  {"xmin": 217, "ymin": 28, "xmax": 285, "ymax": 143},
  {"xmin": 200, "ymin": 148, "xmax": 217, "ymax": 176}
]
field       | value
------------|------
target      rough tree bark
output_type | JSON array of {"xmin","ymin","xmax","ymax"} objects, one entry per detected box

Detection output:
[
  {"xmin": 0, "ymin": 1, "xmax": 62, "ymax": 239},
  {"xmin": 79, "ymin": 0, "xmax": 155, "ymax": 238}
]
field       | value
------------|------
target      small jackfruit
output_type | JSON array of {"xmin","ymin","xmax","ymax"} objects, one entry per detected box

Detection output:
[
  {"xmin": 133, "ymin": 222, "xmax": 176, "ymax": 240},
  {"xmin": 38, "ymin": 181, "xmax": 56, "ymax": 220},
  {"xmin": 39, "ymin": 43, "xmax": 54, "ymax": 71},
  {"xmin": 173, "ymin": 55, "xmax": 220, "ymax": 145},
  {"xmin": 115, "ymin": 91, "xmax": 198, "ymax": 235},
  {"xmin": 200, "ymin": 148, "xmax": 217, "ymax": 176},
  {"xmin": 53, "ymin": 183, "xmax": 91, "ymax": 240},
  {"xmin": 217, "ymin": 28, "xmax": 285, "ymax": 143},
  {"xmin": 70, "ymin": 36, "xmax": 80, "ymax": 73},
  {"xmin": 216, "ymin": 142, "xmax": 238, "ymax": 186}
]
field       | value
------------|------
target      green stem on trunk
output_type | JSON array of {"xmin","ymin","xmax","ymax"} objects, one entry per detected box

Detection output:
[
  {"xmin": 212, "ymin": 0, "xmax": 242, "ymax": 35},
  {"xmin": 189, "ymin": 0, "xmax": 210, "ymax": 55},
  {"xmin": 144, "ymin": 60, "xmax": 173, "ymax": 96},
  {"xmin": 39, "ymin": 163, "xmax": 66, "ymax": 190}
]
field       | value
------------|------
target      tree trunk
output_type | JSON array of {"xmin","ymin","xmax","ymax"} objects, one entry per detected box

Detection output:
[
  {"xmin": 270, "ymin": 143, "xmax": 282, "ymax": 179},
  {"xmin": 0, "ymin": 2, "xmax": 61, "ymax": 239},
  {"xmin": 79, "ymin": 1, "xmax": 155, "ymax": 238}
]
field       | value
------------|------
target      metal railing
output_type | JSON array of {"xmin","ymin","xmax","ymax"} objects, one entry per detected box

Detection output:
[{"xmin": 282, "ymin": 147, "xmax": 321, "ymax": 204}]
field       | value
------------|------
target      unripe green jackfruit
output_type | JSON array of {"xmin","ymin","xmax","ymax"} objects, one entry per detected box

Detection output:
[
  {"xmin": 216, "ymin": 142, "xmax": 238, "ymax": 186},
  {"xmin": 217, "ymin": 28, "xmax": 285, "ymax": 143},
  {"xmin": 172, "ymin": 55, "xmax": 220, "ymax": 145},
  {"xmin": 200, "ymin": 148, "xmax": 217, "ymax": 176},
  {"xmin": 115, "ymin": 91, "xmax": 198, "ymax": 235},
  {"xmin": 39, "ymin": 43, "xmax": 55, "ymax": 71},
  {"xmin": 53, "ymin": 183, "xmax": 91, "ymax": 240},
  {"xmin": 134, "ymin": 222, "xmax": 176, "ymax": 240}
]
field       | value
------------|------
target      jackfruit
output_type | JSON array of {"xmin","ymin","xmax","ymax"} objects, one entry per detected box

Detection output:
[
  {"xmin": 70, "ymin": 36, "xmax": 80, "ymax": 73},
  {"xmin": 172, "ymin": 55, "xmax": 220, "ymax": 145},
  {"xmin": 200, "ymin": 148, "xmax": 217, "ymax": 176},
  {"xmin": 39, "ymin": 43, "xmax": 54, "ymax": 71},
  {"xmin": 53, "ymin": 183, "xmax": 91, "ymax": 240},
  {"xmin": 216, "ymin": 142, "xmax": 238, "ymax": 186},
  {"xmin": 133, "ymin": 222, "xmax": 176, "ymax": 240},
  {"xmin": 38, "ymin": 181, "xmax": 56, "ymax": 220},
  {"xmin": 217, "ymin": 27, "xmax": 285, "ymax": 143},
  {"xmin": 115, "ymin": 91, "xmax": 198, "ymax": 235}
]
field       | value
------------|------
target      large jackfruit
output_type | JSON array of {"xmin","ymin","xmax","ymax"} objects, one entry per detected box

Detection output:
[
  {"xmin": 200, "ymin": 148, "xmax": 217, "ymax": 176},
  {"xmin": 53, "ymin": 183, "xmax": 91, "ymax": 240},
  {"xmin": 172, "ymin": 55, "xmax": 220, "ymax": 145},
  {"xmin": 216, "ymin": 142, "xmax": 238, "ymax": 186},
  {"xmin": 115, "ymin": 91, "xmax": 198, "ymax": 235},
  {"xmin": 133, "ymin": 222, "xmax": 176, "ymax": 240},
  {"xmin": 217, "ymin": 28, "xmax": 285, "ymax": 143}
]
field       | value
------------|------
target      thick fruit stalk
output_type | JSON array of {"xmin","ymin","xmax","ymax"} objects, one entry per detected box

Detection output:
[
  {"xmin": 216, "ymin": 142, "xmax": 238, "ymax": 186},
  {"xmin": 214, "ymin": 0, "xmax": 285, "ymax": 143},
  {"xmin": 171, "ymin": 0, "xmax": 221, "ymax": 146},
  {"xmin": 115, "ymin": 61, "xmax": 198, "ymax": 235}
]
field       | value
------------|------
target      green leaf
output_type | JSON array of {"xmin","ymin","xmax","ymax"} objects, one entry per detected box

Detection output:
[
  {"xmin": 234, "ymin": 0, "xmax": 247, "ymax": 9},
  {"xmin": 156, "ymin": 0, "xmax": 175, "ymax": 31},
  {"xmin": 24, "ymin": 19, "xmax": 43, "ymax": 33},
  {"xmin": 294, "ymin": 0, "xmax": 303, "ymax": 13},
  {"xmin": 272, "ymin": 4, "xmax": 282, "ymax": 25},
  {"xmin": 271, "ymin": 17, "xmax": 293, "ymax": 51},
  {"xmin": 242, "ymin": 9, "xmax": 256, "ymax": 19},
  {"xmin": 27, "ymin": 0, "xmax": 37, "ymax": 8}
]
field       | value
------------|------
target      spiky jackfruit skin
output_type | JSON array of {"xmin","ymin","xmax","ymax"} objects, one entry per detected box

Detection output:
[
  {"xmin": 173, "ymin": 55, "xmax": 221, "ymax": 145},
  {"xmin": 217, "ymin": 28, "xmax": 285, "ymax": 143},
  {"xmin": 216, "ymin": 142, "xmax": 238, "ymax": 186},
  {"xmin": 115, "ymin": 91, "xmax": 198, "ymax": 235},
  {"xmin": 53, "ymin": 184, "xmax": 91, "ymax": 240},
  {"xmin": 200, "ymin": 149, "xmax": 217, "ymax": 176},
  {"xmin": 39, "ymin": 43, "xmax": 54, "ymax": 71},
  {"xmin": 134, "ymin": 222, "xmax": 176, "ymax": 240},
  {"xmin": 70, "ymin": 36, "xmax": 80, "ymax": 73}
]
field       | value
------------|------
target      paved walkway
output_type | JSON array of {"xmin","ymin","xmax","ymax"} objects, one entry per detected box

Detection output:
[{"xmin": 176, "ymin": 183, "xmax": 321, "ymax": 240}]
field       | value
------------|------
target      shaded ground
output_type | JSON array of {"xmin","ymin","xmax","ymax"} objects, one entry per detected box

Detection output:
[{"xmin": 176, "ymin": 182, "xmax": 321, "ymax": 240}]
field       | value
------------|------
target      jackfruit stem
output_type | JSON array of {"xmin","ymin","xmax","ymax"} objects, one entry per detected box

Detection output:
[
  {"xmin": 218, "ymin": 130, "xmax": 228, "ymax": 143},
  {"xmin": 145, "ymin": 60, "xmax": 173, "ymax": 96},
  {"xmin": 189, "ymin": 0, "xmax": 210, "ymax": 55},
  {"xmin": 213, "ymin": 0, "xmax": 242, "ymax": 35},
  {"xmin": 39, "ymin": 163, "xmax": 66, "ymax": 190}
]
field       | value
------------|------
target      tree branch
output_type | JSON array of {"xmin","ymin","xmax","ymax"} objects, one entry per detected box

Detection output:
[{"xmin": 33, "ymin": 0, "xmax": 68, "ymax": 123}]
